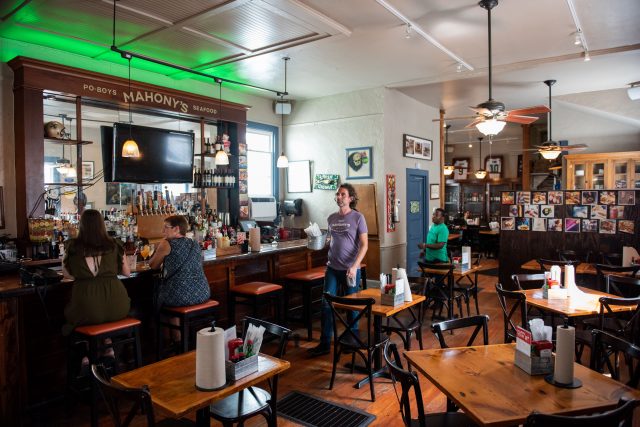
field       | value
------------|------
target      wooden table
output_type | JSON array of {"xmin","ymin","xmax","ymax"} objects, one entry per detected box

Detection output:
[
  {"xmin": 521, "ymin": 259, "xmax": 597, "ymax": 275},
  {"xmin": 405, "ymin": 344, "xmax": 640, "ymax": 426},
  {"xmin": 418, "ymin": 264, "xmax": 485, "ymax": 320},
  {"xmin": 479, "ymin": 229, "xmax": 499, "ymax": 235},
  {"xmin": 448, "ymin": 233, "xmax": 461, "ymax": 241},
  {"xmin": 341, "ymin": 288, "xmax": 425, "ymax": 388},
  {"xmin": 521, "ymin": 287, "xmax": 636, "ymax": 318},
  {"xmin": 113, "ymin": 352, "xmax": 289, "ymax": 427}
]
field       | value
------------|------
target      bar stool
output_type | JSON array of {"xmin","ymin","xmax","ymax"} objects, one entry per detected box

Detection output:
[
  {"xmin": 283, "ymin": 266, "xmax": 326, "ymax": 340},
  {"xmin": 67, "ymin": 317, "xmax": 142, "ymax": 427},
  {"xmin": 156, "ymin": 299, "xmax": 219, "ymax": 359},
  {"xmin": 228, "ymin": 282, "xmax": 283, "ymax": 326}
]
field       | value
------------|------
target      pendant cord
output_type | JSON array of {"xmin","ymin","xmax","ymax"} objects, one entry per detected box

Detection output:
[
  {"xmin": 548, "ymin": 83, "xmax": 552, "ymax": 141},
  {"xmin": 487, "ymin": 7, "xmax": 492, "ymax": 101},
  {"xmin": 128, "ymin": 58, "xmax": 133, "ymax": 138}
]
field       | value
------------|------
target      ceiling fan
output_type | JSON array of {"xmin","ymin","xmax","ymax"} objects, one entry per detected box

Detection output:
[
  {"xmin": 522, "ymin": 79, "xmax": 587, "ymax": 160},
  {"xmin": 466, "ymin": 0, "xmax": 550, "ymax": 136}
]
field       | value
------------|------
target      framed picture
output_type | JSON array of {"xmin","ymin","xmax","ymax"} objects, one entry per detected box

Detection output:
[
  {"xmin": 452, "ymin": 158, "xmax": 470, "ymax": 181},
  {"xmin": 485, "ymin": 155, "xmax": 503, "ymax": 178},
  {"xmin": 403, "ymin": 134, "xmax": 432, "ymax": 160},
  {"xmin": 82, "ymin": 161, "xmax": 94, "ymax": 181},
  {"xmin": 105, "ymin": 183, "xmax": 135, "ymax": 205},
  {"xmin": 430, "ymin": 183, "xmax": 440, "ymax": 200},
  {"xmin": 314, "ymin": 174, "xmax": 339, "ymax": 190},
  {"xmin": 287, "ymin": 160, "xmax": 312, "ymax": 193},
  {"xmin": 346, "ymin": 147, "xmax": 372, "ymax": 180}
]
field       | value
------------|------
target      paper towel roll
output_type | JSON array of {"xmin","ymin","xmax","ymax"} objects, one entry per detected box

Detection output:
[
  {"xmin": 249, "ymin": 227, "xmax": 261, "ymax": 252},
  {"xmin": 397, "ymin": 268, "xmax": 412, "ymax": 302},
  {"xmin": 196, "ymin": 326, "xmax": 226, "ymax": 391},
  {"xmin": 554, "ymin": 325, "xmax": 575, "ymax": 385}
]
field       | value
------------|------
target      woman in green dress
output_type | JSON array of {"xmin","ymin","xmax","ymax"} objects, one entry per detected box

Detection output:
[{"xmin": 62, "ymin": 209, "xmax": 131, "ymax": 336}]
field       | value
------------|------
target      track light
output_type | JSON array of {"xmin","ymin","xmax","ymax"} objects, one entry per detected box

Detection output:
[
  {"xmin": 405, "ymin": 23, "xmax": 412, "ymax": 39},
  {"xmin": 573, "ymin": 31, "xmax": 582, "ymax": 45},
  {"xmin": 583, "ymin": 51, "xmax": 591, "ymax": 61},
  {"xmin": 456, "ymin": 62, "xmax": 463, "ymax": 73}
]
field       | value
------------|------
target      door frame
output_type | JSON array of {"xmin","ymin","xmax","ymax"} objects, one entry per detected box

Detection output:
[{"xmin": 405, "ymin": 168, "xmax": 429, "ymax": 270}]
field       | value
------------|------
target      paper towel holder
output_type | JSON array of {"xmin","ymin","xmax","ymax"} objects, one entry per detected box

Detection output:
[{"xmin": 544, "ymin": 322, "xmax": 583, "ymax": 389}]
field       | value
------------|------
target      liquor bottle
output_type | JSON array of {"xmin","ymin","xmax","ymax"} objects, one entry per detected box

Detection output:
[{"xmin": 205, "ymin": 137, "xmax": 211, "ymax": 154}]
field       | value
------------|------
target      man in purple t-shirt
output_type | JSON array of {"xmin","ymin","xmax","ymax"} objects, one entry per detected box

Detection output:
[{"xmin": 308, "ymin": 183, "xmax": 368, "ymax": 357}]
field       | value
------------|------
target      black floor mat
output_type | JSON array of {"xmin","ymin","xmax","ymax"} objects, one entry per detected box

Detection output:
[{"xmin": 277, "ymin": 391, "xmax": 375, "ymax": 427}]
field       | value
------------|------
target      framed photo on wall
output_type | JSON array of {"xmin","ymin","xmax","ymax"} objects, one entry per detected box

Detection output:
[
  {"xmin": 452, "ymin": 158, "xmax": 470, "ymax": 181},
  {"xmin": 287, "ymin": 160, "xmax": 312, "ymax": 192},
  {"xmin": 82, "ymin": 161, "xmax": 94, "ymax": 181},
  {"xmin": 403, "ymin": 134, "xmax": 432, "ymax": 160},
  {"xmin": 346, "ymin": 146, "xmax": 372, "ymax": 179},
  {"xmin": 430, "ymin": 183, "xmax": 440, "ymax": 200}
]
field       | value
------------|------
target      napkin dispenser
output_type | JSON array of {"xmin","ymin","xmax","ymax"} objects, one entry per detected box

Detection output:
[{"xmin": 514, "ymin": 326, "xmax": 552, "ymax": 375}]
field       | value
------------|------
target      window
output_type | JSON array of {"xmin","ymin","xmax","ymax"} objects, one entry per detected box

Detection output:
[{"xmin": 246, "ymin": 123, "xmax": 278, "ymax": 197}]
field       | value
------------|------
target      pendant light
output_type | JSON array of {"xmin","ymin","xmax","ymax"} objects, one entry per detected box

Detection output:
[
  {"xmin": 55, "ymin": 115, "xmax": 76, "ymax": 176},
  {"xmin": 540, "ymin": 79, "xmax": 561, "ymax": 160},
  {"xmin": 122, "ymin": 56, "xmax": 140, "ymax": 158},
  {"xmin": 214, "ymin": 78, "xmax": 229, "ymax": 166},
  {"xmin": 276, "ymin": 57, "xmax": 290, "ymax": 169},
  {"xmin": 474, "ymin": 137, "xmax": 487, "ymax": 179},
  {"xmin": 443, "ymin": 124, "xmax": 454, "ymax": 176}
]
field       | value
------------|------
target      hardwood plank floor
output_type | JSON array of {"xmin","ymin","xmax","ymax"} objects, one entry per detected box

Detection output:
[{"xmin": 34, "ymin": 260, "xmax": 638, "ymax": 427}]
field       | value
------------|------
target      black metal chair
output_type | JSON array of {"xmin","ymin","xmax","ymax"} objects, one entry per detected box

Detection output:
[
  {"xmin": 382, "ymin": 279, "xmax": 427, "ymax": 350},
  {"xmin": 557, "ymin": 249, "xmax": 580, "ymax": 262},
  {"xmin": 511, "ymin": 273, "xmax": 546, "ymax": 290},
  {"xmin": 453, "ymin": 253, "xmax": 482, "ymax": 317},
  {"xmin": 325, "ymin": 293, "xmax": 388, "ymax": 402},
  {"xmin": 209, "ymin": 317, "xmax": 291, "ymax": 427},
  {"xmin": 601, "ymin": 252, "xmax": 623, "ymax": 266},
  {"xmin": 537, "ymin": 258, "xmax": 581, "ymax": 272},
  {"xmin": 91, "ymin": 364, "xmax": 195, "ymax": 427},
  {"xmin": 589, "ymin": 329, "xmax": 640, "ymax": 388},
  {"xmin": 594, "ymin": 264, "xmax": 640, "ymax": 293},
  {"xmin": 383, "ymin": 341, "xmax": 478, "ymax": 427},
  {"xmin": 523, "ymin": 397, "xmax": 638, "ymax": 427},
  {"xmin": 495, "ymin": 283, "xmax": 528, "ymax": 343},
  {"xmin": 431, "ymin": 315, "xmax": 490, "ymax": 349},
  {"xmin": 418, "ymin": 262, "xmax": 463, "ymax": 320}
]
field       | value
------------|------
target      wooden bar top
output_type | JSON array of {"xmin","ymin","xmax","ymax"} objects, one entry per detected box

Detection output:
[
  {"xmin": 113, "ymin": 352, "xmax": 289, "ymax": 419},
  {"xmin": 405, "ymin": 344, "xmax": 640, "ymax": 427}
]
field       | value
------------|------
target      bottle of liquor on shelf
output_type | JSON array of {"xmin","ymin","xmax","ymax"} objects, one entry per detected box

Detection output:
[
  {"xmin": 215, "ymin": 135, "xmax": 222, "ymax": 152},
  {"xmin": 205, "ymin": 137, "xmax": 212, "ymax": 154}
]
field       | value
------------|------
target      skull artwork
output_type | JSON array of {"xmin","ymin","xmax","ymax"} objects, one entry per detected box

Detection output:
[{"xmin": 44, "ymin": 121, "xmax": 67, "ymax": 139}]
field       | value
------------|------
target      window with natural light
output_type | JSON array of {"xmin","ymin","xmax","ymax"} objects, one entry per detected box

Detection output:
[{"xmin": 246, "ymin": 127, "xmax": 275, "ymax": 197}]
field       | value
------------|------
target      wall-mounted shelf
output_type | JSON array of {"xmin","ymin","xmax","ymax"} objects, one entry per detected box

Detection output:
[{"xmin": 44, "ymin": 138, "xmax": 93, "ymax": 145}]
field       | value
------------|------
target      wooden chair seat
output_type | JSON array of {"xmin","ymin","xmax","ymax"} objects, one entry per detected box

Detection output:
[
  {"xmin": 162, "ymin": 299, "xmax": 219, "ymax": 315},
  {"xmin": 74, "ymin": 317, "xmax": 141, "ymax": 337},
  {"xmin": 284, "ymin": 266, "xmax": 326, "ymax": 282},
  {"xmin": 232, "ymin": 282, "xmax": 283, "ymax": 296}
]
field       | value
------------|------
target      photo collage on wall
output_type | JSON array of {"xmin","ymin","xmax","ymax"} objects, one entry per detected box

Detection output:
[
  {"xmin": 500, "ymin": 190, "xmax": 636, "ymax": 235},
  {"xmin": 238, "ymin": 142, "xmax": 249, "ymax": 219}
]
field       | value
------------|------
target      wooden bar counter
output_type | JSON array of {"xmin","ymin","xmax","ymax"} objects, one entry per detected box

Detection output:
[{"xmin": 0, "ymin": 239, "xmax": 327, "ymax": 426}]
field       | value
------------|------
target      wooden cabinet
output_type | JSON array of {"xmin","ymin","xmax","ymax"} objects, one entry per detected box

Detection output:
[{"xmin": 564, "ymin": 151, "xmax": 640, "ymax": 190}]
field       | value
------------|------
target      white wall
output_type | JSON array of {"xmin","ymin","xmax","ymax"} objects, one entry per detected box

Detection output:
[
  {"xmin": 284, "ymin": 87, "xmax": 384, "ymax": 231},
  {"xmin": 382, "ymin": 89, "xmax": 441, "ymax": 271}
]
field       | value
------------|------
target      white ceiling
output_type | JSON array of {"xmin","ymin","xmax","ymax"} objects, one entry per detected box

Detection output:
[{"xmin": 2, "ymin": 0, "xmax": 639, "ymax": 144}]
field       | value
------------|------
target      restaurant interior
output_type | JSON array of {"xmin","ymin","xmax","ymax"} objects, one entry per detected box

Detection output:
[{"xmin": 0, "ymin": 0, "xmax": 639, "ymax": 426}]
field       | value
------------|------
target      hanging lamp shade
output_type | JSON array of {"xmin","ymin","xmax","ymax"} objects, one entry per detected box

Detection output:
[
  {"xmin": 474, "ymin": 169, "xmax": 487, "ymax": 179},
  {"xmin": 443, "ymin": 165, "xmax": 455, "ymax": 176},
  {"xmin": 276, "ymin": 152, "xmax": 289, "ymax": 168},
  {"xmin": 122, "ymin": 139, "xmax": 140, "ymax": 157},
  {"xmin": 443, "ymin": 124, "xmax": 454, "ymax": 175},
  {"xmin": 540, "ymin": 150, "xmax": 561, "ymax": 160},
  {"xmin": 215, "ymin": 148, "xmax": 229, "ymax": 166},
  {"xmin": 476, "ymin": 118, "xmax": 506, "ymax": 136}
]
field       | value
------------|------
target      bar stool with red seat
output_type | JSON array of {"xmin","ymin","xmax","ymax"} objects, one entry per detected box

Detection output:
[
  {"xmin": 67, "ymin": 316, "xmax": 142, "ymax": 427},
  {"xmin": 228, "ymin": 282, "xmax": 283, "ymax": 326},
  {"xmin": 156, "ymin": 299, "xmax": 219, "ymax": 359},
  {"xmin": 283, "ymin": 266, "xmax": 326, "ymax": 340}
]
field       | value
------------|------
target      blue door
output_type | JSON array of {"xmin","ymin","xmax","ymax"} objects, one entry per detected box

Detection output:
[{"xmin": 406, "ymin": 169, "xmax": 429, "ymax": 276}]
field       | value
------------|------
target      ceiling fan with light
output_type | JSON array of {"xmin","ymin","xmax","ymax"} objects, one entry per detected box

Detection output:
[
  {"xmin": 522, "ymin": 79, "xmax": 587, "ymax": 160},
  {"xmin": 466, "ymin": 0, "xmax": 549, "ymax": 136}
]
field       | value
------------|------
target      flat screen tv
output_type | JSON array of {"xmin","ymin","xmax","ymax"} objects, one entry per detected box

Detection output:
[{"xmin": 108, "ymin": 123, "xmax": 195, "ymax": 183}]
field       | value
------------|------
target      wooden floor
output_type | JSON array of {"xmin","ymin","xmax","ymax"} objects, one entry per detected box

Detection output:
[{"xmin": 26, "ymin": 260, "xmax": 507, "ymax": 426}]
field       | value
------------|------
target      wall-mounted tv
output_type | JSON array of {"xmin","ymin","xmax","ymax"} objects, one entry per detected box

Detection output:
[{"xmin": 106, "ymin": 123, "xmax": 195, "ymax": 183}]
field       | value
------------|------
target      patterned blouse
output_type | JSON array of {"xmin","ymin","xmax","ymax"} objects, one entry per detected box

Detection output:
[{"xmin": 157, "ymin": 237, "xmax": 210, "ymax": 307}]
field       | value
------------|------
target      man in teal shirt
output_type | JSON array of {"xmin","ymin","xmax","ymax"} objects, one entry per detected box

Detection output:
[{"xmin": 419, "ymin": 208, "xmax": 449, "ymax": 262}]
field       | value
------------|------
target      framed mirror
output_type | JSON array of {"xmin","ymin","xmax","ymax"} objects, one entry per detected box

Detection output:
[{"xmin": 287, "ymin": 160, "xmax": 312, "ymax": 193}]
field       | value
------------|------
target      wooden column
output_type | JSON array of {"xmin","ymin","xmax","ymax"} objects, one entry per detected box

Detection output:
[
  {"xmin": 439, "ymin": 109, "xmax": 445, "ymax": 209},
  {"xmin": 13, "ymin": 84, "xmax": 44, "ymax": 244},
  {"xmin": 522, "ymin": 124, "xmax": 531, "ymax": 190},
  {"xmin": 0, "ymin": 298, "xmax": 23, "ymax": 426}
]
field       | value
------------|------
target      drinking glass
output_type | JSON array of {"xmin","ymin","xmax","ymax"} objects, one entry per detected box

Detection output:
[{"xmin": 140, "ymin": 244, "xmax": 151, "ymax": 269}]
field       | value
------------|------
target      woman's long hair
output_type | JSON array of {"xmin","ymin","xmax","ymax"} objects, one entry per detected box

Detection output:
[{"xmin": 75, "ymin": 209, "xmax": 115, "ymax": 256}]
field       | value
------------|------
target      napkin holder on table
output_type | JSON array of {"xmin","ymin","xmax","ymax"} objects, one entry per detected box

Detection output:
[
  {"xmin": 543, "ymin": 287, "xmax": 568, "ymax": 300},
  {"xmin": 225, "ymin": 354, "xmax": 259, "ymax": 381},
  {"xmin": 514, "ymin": 326, "xmax": 552, "ymax": 375},
  {"xmin": 381, "ymin": 278, "xmax": 404, "ymax": 306}
]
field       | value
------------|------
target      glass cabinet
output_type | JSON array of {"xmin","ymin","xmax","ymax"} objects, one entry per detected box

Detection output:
[
  {"xmin": 565, "ymin": 152, "xmax": 640, "ymax": 190},
  {"xmin": 445, "ymin": 179, "xmax": 519, "ymax": 223}
]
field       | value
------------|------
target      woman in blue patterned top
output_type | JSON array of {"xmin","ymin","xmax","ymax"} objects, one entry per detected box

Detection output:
[{"xmin": 149, "ymin": 215, "xmax": 210, "ymax": 308}]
